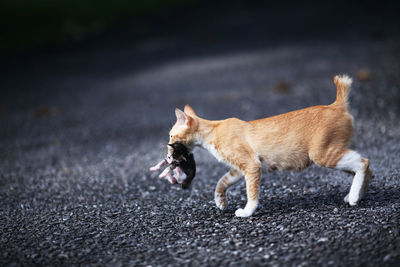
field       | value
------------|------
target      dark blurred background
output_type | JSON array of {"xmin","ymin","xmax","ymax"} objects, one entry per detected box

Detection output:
[
  {"xmin": 0, "ymin": 0, "xmax": 195, "ymax": 58},
  {"xmin": 1, "ymin": 0, "xmax": 399, "ymax": 59}
]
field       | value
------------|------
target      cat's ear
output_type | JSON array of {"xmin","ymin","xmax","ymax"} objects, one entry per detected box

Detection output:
[
  {"xmin": 175, "ymin": 108, "xmax": 193, "ymax": 128},
  {"xmin": 184, "ymin": 104, "xmax": 197, "ymax": 117}
]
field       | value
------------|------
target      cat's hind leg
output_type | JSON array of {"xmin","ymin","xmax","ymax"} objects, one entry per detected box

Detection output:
[
  {"xmin": 215, "ymin": 169, "xmax": 242, "ymax": 210},
  {"xmin": 335, "ymin": 150, "xmax": 372, "ymax": 205},
  {"xmin": 311, "ymin": 147, "xmax": 371, "ymax": 206}
]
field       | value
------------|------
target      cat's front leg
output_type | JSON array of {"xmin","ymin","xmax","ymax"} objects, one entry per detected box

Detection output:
[
  {"xmin": 235, "ymin": 163, "xmax": 261, "ymax": 217},
  {"xmin": 215, "ymin": 169, "xmax": 242, "ymax": 210}
]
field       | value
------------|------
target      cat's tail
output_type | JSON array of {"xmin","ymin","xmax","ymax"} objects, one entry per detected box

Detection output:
[{"xmin": 333, "ymin": 74, "xmax": 352, "ymax": 109}]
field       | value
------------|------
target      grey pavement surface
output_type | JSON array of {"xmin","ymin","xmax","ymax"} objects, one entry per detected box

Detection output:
[{"xmin": 1, "ymin": 1, "xmax": 400, "ymax": 266}]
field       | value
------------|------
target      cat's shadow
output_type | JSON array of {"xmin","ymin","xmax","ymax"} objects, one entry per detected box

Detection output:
[{"xmin": 224, "ymin": 185, "xmax": 399, "ymax": 217}]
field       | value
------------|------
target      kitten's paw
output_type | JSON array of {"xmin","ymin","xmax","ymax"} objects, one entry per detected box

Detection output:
[
  {"xmin": 215, "ymin": 193, "xmax": 227, "ymax": 210},
  {"xmin": 167, "ymin": 176, "xmax": 177, "ymax": 184},
  {"xmin": 235, "ymin": 208, "xmax": 252, "ymax": 218}
]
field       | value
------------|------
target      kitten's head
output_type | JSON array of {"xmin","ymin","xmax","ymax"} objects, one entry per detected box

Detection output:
[
  {"xmin": 168, "ymin": 142, "xmax": 189, "ymax": 163},
  {"xmin": 167, "ymin": 105, "xmax": 198, "ymax": 161}
]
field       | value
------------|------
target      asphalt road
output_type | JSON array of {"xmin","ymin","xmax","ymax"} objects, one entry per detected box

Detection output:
[{"xmin": 1, "ymin": 1, "xmax": 399, "ymax": 266}]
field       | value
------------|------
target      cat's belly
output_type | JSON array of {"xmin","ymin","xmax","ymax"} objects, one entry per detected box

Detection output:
[{"xmin": 259, "ymin": 150, "xmax": 312, "ymax": 172}]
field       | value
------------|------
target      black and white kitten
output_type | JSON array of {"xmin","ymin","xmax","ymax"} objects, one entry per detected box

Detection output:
[{"xmin": 150, "ymin": 143, "xmax": 196, "ymax": 189}]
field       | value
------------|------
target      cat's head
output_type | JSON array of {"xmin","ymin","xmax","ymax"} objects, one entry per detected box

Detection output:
[{"xmin": 167, "ymin": 105, "xmax": 198, "ymax": 161}]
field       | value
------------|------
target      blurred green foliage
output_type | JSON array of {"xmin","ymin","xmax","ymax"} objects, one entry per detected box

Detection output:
[{"xmin": 0, "ymin": 0, "xmax": 197, "ymax": 57}]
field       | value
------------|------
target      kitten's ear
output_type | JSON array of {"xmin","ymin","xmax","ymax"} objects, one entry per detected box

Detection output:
[
  {"xmin": 175, "ymin": 108, "xmax": 193, "ymax": 128},
  {"xmin": 184, "ymin": 105, "xmax": 197, "ymax": 117}
]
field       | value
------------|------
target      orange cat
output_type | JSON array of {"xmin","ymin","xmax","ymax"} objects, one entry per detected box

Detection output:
[{"xmin": 168, "ymin": 75, "xmax": 372, "ymax": 217}]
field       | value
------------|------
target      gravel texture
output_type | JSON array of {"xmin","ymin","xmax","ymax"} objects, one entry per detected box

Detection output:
[{"xmin": 1, "ymin": 1, "xmax": 399, "ymax": 266}]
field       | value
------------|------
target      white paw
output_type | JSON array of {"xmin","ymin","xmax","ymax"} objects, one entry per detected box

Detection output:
[
  {"xmin": 346, "ymin": 193, "xmax": 360, "ymax": 206},
  {"xmin": 348, "ymin": 197, "xmax": 359, "ymax": 206},
  {"xmin": 349, "ymin": 201, "xmax": 358, "ymax": 206},
  {"xmin": 345, "ymin": 193, "xmax": 359, "ymax": 206},
  {"xmin": 235, "ymin": 208, "xmax": 252, "ymax": 217},
  {"xmin": 344, "ymin": 194, "xmax": 349, "ymax": 203},
  {"xmin": 215, "ymin": 193, "xmax": 227, "ymax": 210}
]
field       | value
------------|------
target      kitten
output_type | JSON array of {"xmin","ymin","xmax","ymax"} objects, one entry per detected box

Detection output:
[
  {"xmin": 168, "ymin": 143, "xmax": 196, "ymax": 189},
  {"xmin": 167, "ymin": 75, "xmax": 372, "ymax": 217},
  {"xmin": 150, "ymin": 143, "xmax": 196, "ymax": 189}
]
